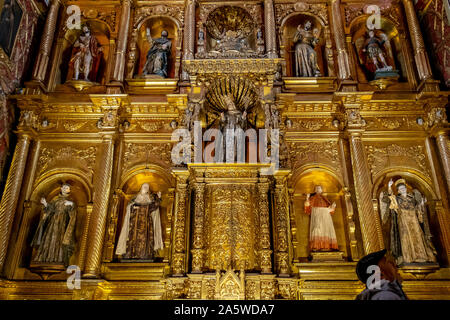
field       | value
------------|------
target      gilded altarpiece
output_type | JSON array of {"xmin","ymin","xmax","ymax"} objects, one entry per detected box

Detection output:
[{"xmin": 0, "ymin": 0, "xmax": 449, "ymax": 300}]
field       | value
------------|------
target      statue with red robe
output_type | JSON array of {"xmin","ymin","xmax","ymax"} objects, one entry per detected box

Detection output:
[
  {"xmin": 304, "ymin": 185, "xmax": 338, "ymax": 252},
  {"xmin": 69, "ymin": 25, "xmax": 103, "ymax": 82}
]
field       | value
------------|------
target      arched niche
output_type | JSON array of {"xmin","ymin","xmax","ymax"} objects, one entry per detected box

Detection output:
[
  {"xmin": 280, "ymin": 13, "xmax": 333, "ymax": 78},
  {"xmin": 291, "ymin": 167, "xmax": 350, "ymax": 261},
  {"xmin": 128, "ymin": 16, "xmax": 180, "ymax": 79},
  {"xmin": 18, "ymin": 172, "xmax": 92, "ymax": 279},
  {"xmin": 57, "ymin": 20, "xmax": 112, "ymax": 86},
  {"xmin": 113, "ymin": 165, "xmax": 174, "ymax": 262},
  {"xmin": 372, "ymin": 168, "xmax": 445, "ymax": 265},
  {"xmin": 350, "ymin": 16, "xmax": 408, "ymax": 84}
]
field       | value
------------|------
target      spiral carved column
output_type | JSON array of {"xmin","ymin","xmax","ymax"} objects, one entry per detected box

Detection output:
[
  {"xmin": 331, "ymin": 0, "xmax": 351, "ymax": 80},
  {"xmin": 435, "ymin": 130, "xmax": 450, "ymax": 196},
  {"xmin": 191, "ymin": 182, "xmax": 205, "ymax": 273},
  {"xmin": 402, "ymin": 0, "xmax": 432, "ymax": 81},
  {"xmin": 112, "ymin": 0, "xmax": 132, "ymax": 82},
  {"xmin": 264, "ymin": 0, "xmax": 278, "ymax": 58},
  {"xmin": 348, "ymin": 131, "xmax": 384, "ymax": 254},
  {"xmin": 258, "ymin": 180, "xmax": 272, "ymax": 274},
  {"xmin": 32, "ymin": 0, "xmax": 61, "ymax": 82},
  {"xmin": 0, "ymin": 134, "xmax": 31, "ymax": 273},
  {"xmin": 273, "ymin": 171, "xmax": 291, "ymax": 276},
  {"xmin": 172, "ymin": 170, "xmax": 189, "ymax": 276},
  {"xmin": 83, "ymin": 135, "xmax": 115, "ymax": 278}
]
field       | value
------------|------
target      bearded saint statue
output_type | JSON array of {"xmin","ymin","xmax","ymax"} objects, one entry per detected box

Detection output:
[{"xmin": 30, "ymin": 184, "xmax": 77, "ymax": 267}]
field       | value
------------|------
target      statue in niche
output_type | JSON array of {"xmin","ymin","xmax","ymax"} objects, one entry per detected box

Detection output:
[
  {"xmin": 70, "ymin": 25, "xmax": 103, "ymax": 82},
  {"xmin": 357, "ymin": 28, "xmax": 399, "ymax": 81},
  {"xmin": 304, "ymin": 185, "xmax": 338, "ymax": 251},
  {"xmin": 219, "ymin": 95, "xmax": 248, "ymax": 162},
  {"xmin": 142, "ymin": 29, "xmax": 172, "ymax": 78},
  {"xmin": 30, "ymin": 184, "xmax": 77, "ymax": 268},
  {"xmin": 293, "ymin": 21, "xmax": 322, "ymax": 77},
  {"xmin": 116, "ymin": 183, "xmax": 164, "ymax": 261},
  {"xmin": 379, "ymin": 178, "xmax": 437, "ymax": 265}
]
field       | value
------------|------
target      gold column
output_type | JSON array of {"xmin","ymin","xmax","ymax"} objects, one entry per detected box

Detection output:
[
  {"xmin": 347, "ymin": 129, "xmax": 384, "ymax": 254},
  {"xmin": 112, "ymin": 0, "xmax": 132, "ymax": 82},
  {"xmin": 434, "ymin": 129, "xmax": 450, "ymax": 196},
  {"xmin": 191, "ymin": 182, "xmax": 205, "ymax": 273},
  {"xmin": 273, "ymin": 171, "xmax": 291, "ymax": 276},
  {"xmin": 83, "ymin": 135, "xmax": 115, "ymax": 278},
  {"xmin": 0, "ymin": 133, "xmax": 31, "ymax": 272},
  {"xmin": 331, "ymin": 0, "xmax": 351, "ymax": 80},
  {"xmin": 172, "ymin": 170, "xmax": 189, "ymax": 276},
  {"xmin": 264, "ymin": 0, "xmax": 278, "ymax": 58},
  {"xmin": 402, "ymin": 0, "xmax": 432, "ymax": 81},
  {"xmin": 183, "ymin": 0, "xmax": 196, "ymax": 60},
  {"xmin": 258, "ymin": 180, "xmax": 272, "ymax": 274},
  {"xmin": 32, "ymin": 0, "xmax": 61, "ymax": 82}
]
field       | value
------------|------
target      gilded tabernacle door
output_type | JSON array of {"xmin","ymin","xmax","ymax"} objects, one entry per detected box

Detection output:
[{"xmin": 206, "ymin": 185, "xmax": 256, "ymax": 271}]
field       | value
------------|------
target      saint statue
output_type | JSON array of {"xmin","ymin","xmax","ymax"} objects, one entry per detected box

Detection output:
[
  {"xmin": 70, "ymin": 25, "xmax": 103, "ymax": 82},
  {"xmin": 30, "ymin": 184, "xmax": 77, "ymax": 267},
  {"xmin": 293, "ymin": 21, "xmax": 322, "ymax": 77},
  {"xmin": 142, "ymin": 29, "xmax": 172, "ymax": 78},
  {"xmin": 362, "ymin": 30, "xmax": 392, "ymax": 72},
  {"xmin": 380, "ymin": 178, "xmax": 437, "ymax": 265},
  {"xmin": 116, "ymin": 183, "xmax": 164, "ymax": 260},
  {"xmin": 304, "ymin": 185, "xmax": 338, "ymax": 251}
]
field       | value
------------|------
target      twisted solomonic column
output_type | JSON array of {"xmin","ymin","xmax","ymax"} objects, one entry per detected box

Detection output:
[
  {"xmin": 264, "ymin": 0, "xmax": 278, "ymax": 58},
  {"xmin": 83, "ymin": 135, "xmax": 115, "ymax": 278},
  {"xmin": 112, "ymin": 0, "xmax": 132, "ymax": 82},
  {"xmin": 402, "ymin": 0, "xmax": 433, "ymax": 81},
  {"xmin": 0, "ymin": 134, "xmax": 32, "ymax": 273},
  {"xmin": 331, "ymin": 0, "xmax": 351, "ymax": 80},
  {"xmin": 32, "ymin": 0, "xmax": 61, "ymax": 82}
]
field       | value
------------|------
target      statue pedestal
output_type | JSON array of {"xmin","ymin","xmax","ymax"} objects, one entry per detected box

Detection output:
[
  {"xmin": 310, "ymin": 251, "xmax": 344, "ymax": 263},
  {"xmin": 29, "ymin": 262, "xmax": 66, "ymax": 280}
]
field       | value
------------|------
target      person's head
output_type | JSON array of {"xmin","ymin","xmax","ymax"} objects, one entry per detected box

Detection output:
[
  {"xmin": 82, "ymin": 25, "xmax": 90, "ymax": 35},
  {"xmin": 61, "ymin": 184, "xmax": 71, "ymax": 195},
  {"xmin": 161, "ymin": 30, "xmax": 168, "ymax": 38},
  {"xmin": 140, "ymin": 183, "xmax": 150, "ymax": 194},
  {"xmin": 305, "ymin": 21, "xmax": 312, "ymax": 30},
  {"xmin": 356, "ymin": 249, "xmax": 402, "ymax": 287},
  {"xmin": 396, "ymin": 182, "xmax": 407, "ymax": 197},
  {"xmin": 314, "ymin": 185, "xmax": 323, "ymax": 194}
]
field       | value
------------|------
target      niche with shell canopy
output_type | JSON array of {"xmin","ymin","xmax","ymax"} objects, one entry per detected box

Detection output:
[{"xmin": 197, "ymin": 5, "xmax": 263, "ymax": 59}]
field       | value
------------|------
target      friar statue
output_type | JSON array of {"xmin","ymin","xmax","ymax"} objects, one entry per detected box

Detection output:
[
  {"xmin": 30, "ymin": 184, "xmax": 77, "ymax": 267},
  {"xmin": 116, "ymin": 183, "xmax": 164, "ymax": 260},
  {"xmin": 380, "ymin": 178, "xmax": 437, "ymax": 265},
  {"xmin": 70, "ymin": 25, "xmax": 103, "ymax": 81},
  {"xmin": 293, "ymin": 20, "xmax": 322, "ymax": 77},
  {"xmin": 142, "ymin": 29, "xmax": 172, "ymax": 78},
  {"xmin": 304, "ymin": 185, "xmax": 338, "ymax": 251}
]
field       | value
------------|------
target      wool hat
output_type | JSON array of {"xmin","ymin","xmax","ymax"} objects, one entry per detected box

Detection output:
[{"xmin": 356, "ymin": 249, "xmax": 387, "ymax": 284}]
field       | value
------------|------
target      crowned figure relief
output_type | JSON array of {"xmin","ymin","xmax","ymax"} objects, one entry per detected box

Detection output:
[
  {"xmin": 380, "ymin": 178, "xmax": 437, "ymax": 265},
  {"xmin": 30, "ymin": 184, "xmax": 77, "ymax": 268},
  {"xmin": 304, "ymin": 185, "xmax": 338, "ymax": 252},
  {"xmin": 116, "ymin": 183, "xmax": 164, "ymax": 261}
]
